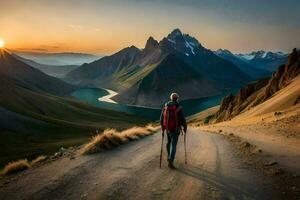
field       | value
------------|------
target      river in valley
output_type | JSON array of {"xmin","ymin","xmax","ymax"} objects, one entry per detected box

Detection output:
[{"xmin": 71, "ymin": 88, "xmax": 231, "ymax": 121}]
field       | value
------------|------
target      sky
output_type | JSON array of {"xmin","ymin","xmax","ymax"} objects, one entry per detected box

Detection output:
[{"xmin": 0, "ymin": 0, "xmax": 299, "ymax": 55}]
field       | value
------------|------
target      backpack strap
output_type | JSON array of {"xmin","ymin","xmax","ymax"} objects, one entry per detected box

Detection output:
[{"xmin": 163, "ymin": 105, "xmax": 169, "ymax": 130}]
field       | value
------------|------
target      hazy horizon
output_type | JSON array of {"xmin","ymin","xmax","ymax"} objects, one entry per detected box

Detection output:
[{"xmin": 1, "ymin": 0, "xmax": 299, "ymax": 54}]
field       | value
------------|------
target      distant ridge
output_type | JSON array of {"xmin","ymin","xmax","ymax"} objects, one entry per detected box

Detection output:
[
  {"xmin": 235, "ymin": 50, "xmax": 288, "ymax": 72},
  {"xmin": 214, "ymin": 49, "xmax": 271, "ymax": 79},
  {"xmin": 12, "ymin": 53, "xmax": 79, "ymax": 78},
  {"xmin": 13, "ymin": 51, "xmax": 100, "ymax": 66},
  {"xmin": 0, "ymin": 49, "xmax": 76, "ymax": 96}
]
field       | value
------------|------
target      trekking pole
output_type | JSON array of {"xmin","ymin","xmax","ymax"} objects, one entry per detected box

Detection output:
[
  {"xmin": 184, "ymin": 129, "xmax": 187, "ymax": 164},
  {"xmin": 159, "ymin": 129, "xmax": 165, "ymax": 168}
]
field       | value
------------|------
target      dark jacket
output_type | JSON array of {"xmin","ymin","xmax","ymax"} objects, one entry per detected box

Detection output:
[{"xmin": 160, "ymin": 100, "xmax": 187, "ymax": 132}]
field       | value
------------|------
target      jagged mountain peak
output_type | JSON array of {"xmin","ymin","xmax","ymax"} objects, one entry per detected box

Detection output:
[
  {"xmin": 145, "ymin": 36, "xmax": 159, "ymax": 50},
  {"xmin": 167, "ymin": 28, "xmax": 183, "ymax": 39},
  {"xmin": 158, "ymin": 29, "xmax": 203, "ymax": 57},
  {"xmin": 166, "ymin": 28, "xmax": 200, "ymax": 45}
]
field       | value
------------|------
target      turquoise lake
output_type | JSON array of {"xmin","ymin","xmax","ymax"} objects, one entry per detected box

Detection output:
[{"xmin": 71, "ymin": 88, "xmax": 231, "ymax": 121}]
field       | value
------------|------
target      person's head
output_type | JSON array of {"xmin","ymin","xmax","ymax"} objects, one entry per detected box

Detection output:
[{"xmin": 170, "ymin": 93, "xmax": 179, "ymax": 102}]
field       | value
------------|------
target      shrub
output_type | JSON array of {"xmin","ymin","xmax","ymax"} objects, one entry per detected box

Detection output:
[
  {"xmin": 31, "ymin": 155, "xmax": 48, "ymax": 166},
  {"xmin": 81, "ymin": 125, "xmax": 157, "ymax": 155},
  {"xmin": 145, "ymin": 123, "xmax": 159, "ymax": 132},
  {"xmin": 204, "ymin": 115, "xmax": 214, "ymax": 124},
  {"xmin": 1, "ymin": 159, "xmax": 31, "ymax": 176}
]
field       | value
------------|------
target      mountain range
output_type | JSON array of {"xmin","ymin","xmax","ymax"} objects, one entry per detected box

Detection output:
[
  {"xmin": 13, "ymin": 51, "xmax": 100, "ymax": 66},
  {"xmin": 214, "ymin": 49, "xmax": 271, "ymax": 79},
  {"xmin": 65, "ymin": 29, "xmax": 253, "ymax": 107},
  {"xmin": 0, "ymin": 50, "xmax": 76, "ymax": 96},
  {"xmin": 12, "ymin": 53, "xmax": 79, "ymax": 78},
  {"xmin": 216, "ymin": 48, "xmax": 300, "ymax": 122},
  {"xmin": 235, "ymin": 50, "xmax": 288, "ymax": 72}
]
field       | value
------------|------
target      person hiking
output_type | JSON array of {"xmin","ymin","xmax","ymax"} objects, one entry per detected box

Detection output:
[{"xmin": 160, "ymin": 93, "xmax": 187, "ymax": 169}]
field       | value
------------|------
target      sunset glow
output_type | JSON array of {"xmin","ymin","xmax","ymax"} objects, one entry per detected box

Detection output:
[
  {"xmin": 0, "ymin": 0, "xmax": 299, "ymax": 54},
  {"xmin": 0, "ymin": 40, "xmax": 4, "ymax": 48}
]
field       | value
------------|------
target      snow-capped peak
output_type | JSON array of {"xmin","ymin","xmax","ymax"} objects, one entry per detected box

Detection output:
[
  {"xmin": 169, "ymin": 28, "xmax": 182, "ymax": 37},
  {"xmin": 185, "ymin": 41, "xmax": 195, "ymax": 54},
  {"xmin": 167, "ymin": 38, "xmax": 176, "ymax": 44},
  {"xmin": 162, "ymin": 29, "xmax": 203, "ymax": 56}
]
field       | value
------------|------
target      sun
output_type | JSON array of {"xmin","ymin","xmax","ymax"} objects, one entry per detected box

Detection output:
[{"xmin": 0, "ymin": 39, "xmax": 5, "ymax": 48}]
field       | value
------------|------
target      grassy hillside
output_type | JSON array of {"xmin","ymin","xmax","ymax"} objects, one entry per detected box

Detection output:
[
  {"xmin": 0, "ymin": 82, "xmax": 147, "ymax": 167},
  {"xmin": 0, "ymin": 49, "xmax": 148, "ymax": 167}
]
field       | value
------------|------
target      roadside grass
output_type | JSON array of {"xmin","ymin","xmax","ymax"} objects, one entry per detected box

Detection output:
[
  {"xmin": 0, "ymin": 124, "xmax": 159, "ymax": 176},
  {"xmin": 1, "ymin": 154, "xmax": 54, "ymax": 176},
  {"xmin": 0, "ymin": 132, "xmax": 89, "ymax": 168},
  {"xmin": 81, "ymin": 124, "xmax": 159, "ymax": 155},
  {"xmin": 0, "ymin": 159, "xmax": 31, "ymax": 176},
  {"xmin": 30, "ymin": 155, "xmax": 48, "ymax": 166}
]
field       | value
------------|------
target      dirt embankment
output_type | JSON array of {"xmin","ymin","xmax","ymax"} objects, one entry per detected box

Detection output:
[
  {"xmin": 194, "ymin": 105, "xmax": 300, "ymax": 199},
  {"xmin": 198, "ymin": 105, "xmax": 300, "ymax": 172}
]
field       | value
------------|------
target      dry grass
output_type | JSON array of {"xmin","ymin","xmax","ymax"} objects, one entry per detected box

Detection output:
[
  {"xmin": 145, "ymin": 123, "xmax": 159, "ymax": 132},
  {"xmin": 81, "ymin": 124, "xmax": 158, "ymax": 155},
  {"xmin": 31, "ymin": 155, "xmax": 48, "ymax": 166},
  {"xmin": 0, "ymin": 159, "xmax": 31, "ymax": 176}
]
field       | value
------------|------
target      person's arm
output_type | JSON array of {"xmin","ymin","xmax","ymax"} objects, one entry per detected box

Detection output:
[{"xmin": 178, "ymin": 107, "xmax": 187, "ymax": 133}]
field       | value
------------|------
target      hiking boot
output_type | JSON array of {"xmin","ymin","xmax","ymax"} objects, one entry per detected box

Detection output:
[{"xmin": 168, "ymin": 161, "xmax": 176, "ymax": 169}]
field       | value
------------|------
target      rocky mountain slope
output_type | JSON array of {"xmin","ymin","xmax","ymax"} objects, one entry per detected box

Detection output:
[
  {"xmin": 113, "ymin": 54, "xmax": 218, "ymax": 106},
  {"xmin": 215, "ymin": 48, "xmax": 300, "ymax": 122},
  {"xmin": 66, "ymin": 29, "xmax": 251, "ymax": 107},
  {"xmin": 65, "ymin": 46, "xmax": 141, "ymax": 88}
]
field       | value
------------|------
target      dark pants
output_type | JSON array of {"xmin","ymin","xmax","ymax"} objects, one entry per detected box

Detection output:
[{"xmin": 166, "ymin": 129, "xmax": 180, "ymax": 162}]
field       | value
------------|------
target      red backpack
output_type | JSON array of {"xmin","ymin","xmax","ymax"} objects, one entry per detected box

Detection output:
[{"xmin": 163, "ymin": 104, "xmax": 180, "ymax": 132}]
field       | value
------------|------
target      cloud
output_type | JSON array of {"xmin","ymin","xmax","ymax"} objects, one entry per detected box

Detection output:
[
  {"xmin": 13, "ymin": 48, "xmax": 49, "ymax": 52},
  {"xmin": 40, "ymin": 45, "xmax": 60, "ymax": 49},
  {"xmin": 31, "ymin": 48, "xmax": 49, "ymax": 52},
  {"xmin": 93, "ymin": 28, "xmax": 101, "ymax": 32},
  {"xmin": 67, "ymin": 24, "xmax": 83, "ymax": 30}
]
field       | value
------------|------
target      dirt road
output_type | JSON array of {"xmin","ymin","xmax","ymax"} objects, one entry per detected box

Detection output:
[{"xmin": 0, "ymin": 128, "xmax": 281, "ymax": 200}]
